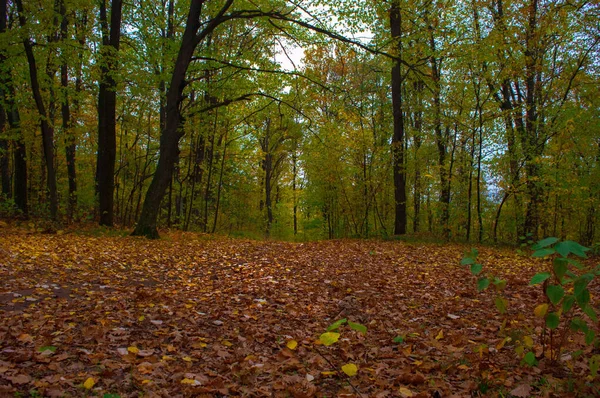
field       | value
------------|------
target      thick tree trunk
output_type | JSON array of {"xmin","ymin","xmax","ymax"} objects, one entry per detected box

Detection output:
[
  {"xmin": 16, "ymin": 0, "xmax": 57, "ymax": 219},
  {"xmin": 390, "ymin": 0, "xmax": 407, "ymax": 235},
  {"xmin": 133, "ymin": 0, "xmax": 212, "ymax": 238},
  {"xmin": 97, "ymin": 0, "xmax": 123, "ymax": 226}
]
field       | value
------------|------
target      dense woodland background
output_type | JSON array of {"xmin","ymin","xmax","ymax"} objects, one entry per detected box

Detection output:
[{"xmin": 0, "ymin": 0, "xmax": 598, "ymax": 242}]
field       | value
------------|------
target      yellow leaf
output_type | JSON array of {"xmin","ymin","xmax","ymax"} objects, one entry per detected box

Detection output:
[
  {"xmin": 182, "ymin": 356, "xmax": 193, "ymax": 362},
  {"xmin": 435, "ymin": 330, "xmax": 444, "ymax": 340},
  {"xmin": 496, "ymin": 337, "xmax": 511, "ymax": 350},
  {"xmin": 321, "ymin": 371, "xmax": 337, "ymax": 376},
  {"xmin": 138, "ymin": 315, "xmax": 145, "ymax": 322},
  {"xmin": 286, "ymin": 340, "xmax": 298, "ymax": 350},
  {"xmin": 399, "ymin": 386, "xmax": 414, "ymax": 397},
  {"xmin": 319, "ymin": 332, "xmax": 340, "ymax": 346},
  {"xmin": 523, "ymin": 335, "xmax": 534, "ymax": 348},
  {"xmin": 221, "ymin": 340, "xmax": 233, "ymax": 347},
  {"xmin": 341, "ymin": 363, "xmax": 358, "ymax": 377},
  {"xmin": 534, "ymin": 304, "xmax": 548, "ymax": 318},
  {"xmin": 181, "ymin": 378, "xmax": 198, "ymax": 385},
  {"xmin": 162, "ymin": 355, "xmax": 174, "ymax": 361},
  {"xmin": 127, "ymin": 346, "xmax": 139, "ymax": 355},
  {"xmin": 142, "ymin": 379, "xmax": 151, "ymax": 384},
  {"xmin": 83, "ymin": 377, "xmax": 95, "ymax": 389},
  {"xmin": 458, "ymin": 364, "xmax": 470, "ymax": 370}
]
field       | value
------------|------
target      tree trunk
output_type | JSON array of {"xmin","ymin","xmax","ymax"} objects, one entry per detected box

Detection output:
[
  {"xmin": 412, "ymin": 80, "xmax": 423, "ymax": 233},
  {"xmin": 16, "ymin": 0, "xmax": 57, "ymax": 219},
  {"xmin": 60, "ymin": 0, "xmax": 78, "ymax": 220},
  {"xmin": 522, "ymin": 0, "xmax": 542, "ymax": 240},
  {"xmin": 390, "ymin": 0, "xmax": 407, "ymax": 235},
  {"xmin": 0, "ymin": 105, "xmax": 9, "ymax": 198},
  {"xmin": 96, "ymin": 0, "xmax": 123, "ymax": 226},
  {"xmin": 133, "ymin": 0, "xmax": 223, "ymax": 238},
  {"xmin": 0, "ymin": 0, "xmax": 7, "ymax": 198}
]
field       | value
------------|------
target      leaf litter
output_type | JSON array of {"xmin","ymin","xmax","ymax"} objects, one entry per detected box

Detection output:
[{"xmin": 0, "ymin": 226, "xmax": 598, "ymax": 396}]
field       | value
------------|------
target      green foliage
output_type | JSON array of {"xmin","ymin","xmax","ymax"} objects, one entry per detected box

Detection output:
[
  {"xmin": 460, "ymin": 237, "xmax": 599, "ymax": 372},
  {"xmin": 320, "ymin": 318, "xmax": 366, "ymax": 346}
]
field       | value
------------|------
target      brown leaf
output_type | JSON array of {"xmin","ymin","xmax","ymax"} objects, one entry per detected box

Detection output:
[
  {"xmin": 510, "ymin": 384, "xmax": 532, "ymax": 398},
  {"xmin": 8, "ymin": 374, "xmax": 31, "ymax": 385}
]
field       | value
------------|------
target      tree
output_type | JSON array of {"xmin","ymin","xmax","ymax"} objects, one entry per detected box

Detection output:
[
  {"xmin": 389, "ymin": 0, "xmax": 407, "ymax": 235},
  {"xmin": 96, "ymin": 0, "xmax": 123, "ymax": 226},
  {"xmin": 15, "ymin": 0, "xmax": 57, "ymax": 219}
]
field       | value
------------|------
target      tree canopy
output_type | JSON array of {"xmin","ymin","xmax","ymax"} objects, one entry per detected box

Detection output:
[{"xmin": 0, "ymin": 0, "xmax": 598, "ymax": 243}]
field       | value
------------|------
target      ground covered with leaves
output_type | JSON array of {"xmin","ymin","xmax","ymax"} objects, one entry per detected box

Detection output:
[{"xmin": 1, "ymin": 225, "xmax": 599, "ymax": 397}]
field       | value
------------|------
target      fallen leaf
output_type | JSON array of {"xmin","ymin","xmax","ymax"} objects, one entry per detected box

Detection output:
[
  {"xmin": 319, "ymin": 332, "xmax": 340, "ymax": 346},
  {"xmin": 510, "ymin": 384, "xmax": 531, "ymax": 397},
  {"xmin": 8, "ymin": 374, "xmax": 31, "ymax": 385},
  {"xmin": 286, "ymin": 340, "xmax": 298, "ymax": 350},
  {"xmin": 341, "ymin": 363, "xmax": 358, "ymax": 376},
  {"xmin": 83, "ymin": 377, "xmax": 95, "ymax": 389}
]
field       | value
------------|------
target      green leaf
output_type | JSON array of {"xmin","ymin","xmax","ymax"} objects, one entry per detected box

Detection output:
[
  {"xmin": 461, "ymin": 257, "xmax": 475, "ymax": 266},
  {"xmin": 38, "ymin": 346, "xmax": 57, "ymax": 353},
  {"xmin": 545, "ymin": 312, "xmax": 560, "ymax": 329},
  {"xmin": 574, "ymin": 274, "xmax": 594, "ymax": 295},
  {"xmin": 555, "ymin": 241, "xmax": 589, "ymax": 258},
  {"xmin": 529, "ymin": 272, "xmax": 551, "ymax": 285},
  {"xmin": 546, "ymin": 285, "xmax": 564, "ymax": 305},
  {"xmin": 477, "ymin": 277, "xmax": 490, "ymax": 292},
  {"xmin": 319, "ymin": 332, "xmax": 340, "ymax": 346},
  {"xmin": 326, "ymin": 318, "xmax": 347, "ymax": 332},
  {"xmin": 470, "ymin": 263, "xmax": 483, "ymax": 275},
  {"xmin": 553, "ymin": 257, "xmax": 568, "ymax": 282},
  {"xmin": 393, "ymin": 335, "xmax": 404, "ymax": 344},
  {"xmin": 103, "ymin": 395, "xmax": 121, "ymax": 398},
  {"xmin": 562, "ymin": 295, "xmax": 575, "ymax": 312},
  {"xmin": 583, "ymin": 305, "xmax": 598, "ymax": 323},
  {"xmin": 494, "ymin": 296, "xmax": 508, "ymax": 314},
  {"xmin": 523, "ymin": 351, "xmax": 537, "ymax": 366},
  {"xmin": 585, "ymin": 329, "xmax": 596, "ymax": 345},
  {"xmin": 348, "ymin": 321, "xmax": 367, "ymax": 334},
  {"xmin": 532, "ymin": 237, "xmax": 559, "ymax": 250},
  {"xmin": 589, "ymin": 355, "xmax": 600, "ymax": 378},
  {"xmin": 567, "ymin": 258, "xmax": 584, "ymax": 269},
  {"xmin": 570, "ymin": 318, "xmax": 589, "ymax": 332},
  {"xmin": 492, "ymin": 278, "xmax": 507, "ymax": 291},
  {"xmin": 532, "ymin": 248, "xmax": 555, "ymax": 258}
]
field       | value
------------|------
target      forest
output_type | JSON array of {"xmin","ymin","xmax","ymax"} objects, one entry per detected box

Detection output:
[
  {"xmin": 0, "ymin": 0, "xmax": 596, "ymax": 242},
  {"xmin": 1, "ymin": 0, "xmax": 600, "ymax": 396}
]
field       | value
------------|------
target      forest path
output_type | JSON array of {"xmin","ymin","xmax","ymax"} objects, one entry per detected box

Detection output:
[{"xmin": 0, "ymin": 227, "xmax": 597, "ymax": 397}]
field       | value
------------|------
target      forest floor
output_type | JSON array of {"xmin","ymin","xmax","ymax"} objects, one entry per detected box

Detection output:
[{"xmin": 0, "ymin": 224, "xmax": 599, "ymax": 398}]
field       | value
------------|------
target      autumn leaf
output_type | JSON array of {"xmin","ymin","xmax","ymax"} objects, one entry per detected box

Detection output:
[
  {"xmin": 435, "ymin": 330, "xmax": 444, "ymax": 340},
  {"xmin": 127, "ymin": 346, "xmax": 139, "ymax": 355},
  {"xmin": 286, "ymin": 340, "xmax": 298, "ymax": 350},
  {"xmin": 510, "ymin": 384, "xmax": 532, "ymax": 397},
  {"xmin": 534, "ymin": 303, "xmax": 549, "ymax": 318},
  {"xmin": 341, "ymin": 363, "xmax": 358, "ymax": 376},
  {"xmin": 83, "ymin": 377, "xmax": 95, "ymax": 389},
  {"xmin": 319, "ymin": 332, "xmax": 340, "ymax": 346},
  {"xmin": 398, "ymin": 386, "xmax": 414, "ymax": 397}
]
